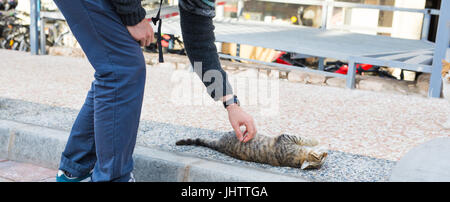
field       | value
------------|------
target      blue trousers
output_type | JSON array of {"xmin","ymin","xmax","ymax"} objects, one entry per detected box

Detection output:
[{"xmin": 54, "ymin": 0, "xmax": 146, "ymax": 182}]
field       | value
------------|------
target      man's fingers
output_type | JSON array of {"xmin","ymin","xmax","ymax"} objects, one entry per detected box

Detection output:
[
  {"xmin": 150, "ymin": 33, "xmax": 155, "ymax": 45},
  {"xmin": 146, "ymin": 34, "xmax": 152, "ymax": 47},
  {"xmin": 242, "ymin": 130, "xmax": 249, "ymax": 142},
  {"xmin": 242, "ymin": 120, "xmax": 256, "ymax": 143},
  {"xmin": 231, "ymin": 122, "xmax": 244, "ymax": 142},
  {"xmin": 140, "ymin": 39, "xmax": 145, "ymax": 47}
]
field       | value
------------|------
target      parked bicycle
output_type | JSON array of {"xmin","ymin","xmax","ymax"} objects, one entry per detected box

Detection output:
[
  {"xmin": 0, "ymin": 0, "xmax": 18, "ymax": 11},
  {"xmin": 0, "ymin": 10, "xmax": 30, "ymax": 52}
]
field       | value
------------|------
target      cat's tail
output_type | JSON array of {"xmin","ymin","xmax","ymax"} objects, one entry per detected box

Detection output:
[{"xmin": 175, "ymin": 138, "xmax": 218, "ymax": 150}]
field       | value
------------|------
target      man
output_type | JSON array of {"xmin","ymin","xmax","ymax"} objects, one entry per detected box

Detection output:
[{"xmin": 54, "ymin": 0, "xmax": 257, "ymax": 182}]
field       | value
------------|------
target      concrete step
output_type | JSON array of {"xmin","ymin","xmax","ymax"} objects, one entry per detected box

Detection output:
[{"xmin": 0, "ymin": 119, "xmax": 307, "ymax": 182}]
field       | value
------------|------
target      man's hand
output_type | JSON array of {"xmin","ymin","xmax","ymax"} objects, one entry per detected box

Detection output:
[
  {"xmin": 226, "ymin": 104, "xmax": 257, "ymax": 143},
  {"xmin": 126, "ymin": 18, "xmax": 154, "ymax": 47}
]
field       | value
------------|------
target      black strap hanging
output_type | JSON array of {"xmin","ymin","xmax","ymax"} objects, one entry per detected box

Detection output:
[{"xmin": 151, "ymin": 0, "xmax": 164, "ymax": 63}]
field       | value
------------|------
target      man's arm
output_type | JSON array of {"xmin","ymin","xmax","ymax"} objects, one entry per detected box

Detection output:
[
  {"xmin": 109, "ymin": 0, "xmax": 147, "ymax": 26},
  {"xmin": 111, "ymin": 0, "xmax": 256, "ymax": 142},
  {"xmin": 179, "ymin": 6, "xmax": 232, "ymax": 101},
  {"xmin": 179, "ymin": 4, "xmax": 256, "ymax": 142}
]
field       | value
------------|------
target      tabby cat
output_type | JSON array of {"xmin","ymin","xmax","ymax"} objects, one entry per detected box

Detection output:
[{"xmin": 176, "ymin": 131, "xmax": 328, "ymax": 169}]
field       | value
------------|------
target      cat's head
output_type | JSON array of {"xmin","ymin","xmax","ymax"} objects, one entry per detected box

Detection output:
[{"xmin": 300, "ymin": 146, "xmax": 328, "ymax": 170}]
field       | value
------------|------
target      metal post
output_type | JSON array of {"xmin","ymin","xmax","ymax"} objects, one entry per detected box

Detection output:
[
  {"xmin": 318, "ymin": 0, "xmax": 332, "ymax": 70},
  {"xmin": 40, "ymin": 17, "xmax": 46, "ymax": 55},
  {"xmin": 30, "ymin": 0, "xmax": 39, "ymax": 55},
  {"xmin": 318, "ymin": 58, "xmax": 325, "ymax": 71},
  {"xmin": 237, "ymin": 0, "xmax": 244, "ymax": 19},
  {"xmin": 320, "ymin": 0, "xmax": 330, "ymax": 30},
  {"xmin": 421, "ymin": 11, "xmax": 431, "ymax": 41},
  {"xmin": 428, "ymin": 0, "xmax": 450, "ymax": 98},
  {"xmin": 346, "ymin": 61, "xmax": 356, "ymax": 89},
  {"xmin": 236, "ymin": 43, "xmax": 241, "ymax": 62}
]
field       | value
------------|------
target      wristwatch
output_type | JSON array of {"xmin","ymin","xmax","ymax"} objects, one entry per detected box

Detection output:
[{"xmin": 223, "ymin": 95, "xmax": 240, "ymax": 109}]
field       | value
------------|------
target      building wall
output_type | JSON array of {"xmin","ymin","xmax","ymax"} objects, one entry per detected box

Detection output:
[{"xmin": 391, "ymin": 0, "xmax": 426, "ymax": 40}]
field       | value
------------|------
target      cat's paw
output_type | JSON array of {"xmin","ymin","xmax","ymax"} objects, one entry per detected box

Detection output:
[{"xmin": 305, "ymin": 138, "xmax": 320, "ymax": 147}]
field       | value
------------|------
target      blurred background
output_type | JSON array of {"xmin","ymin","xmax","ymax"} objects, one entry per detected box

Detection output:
[{"xmin": 0, "ymin": 0, "xmax": 448, "ymax": 92}]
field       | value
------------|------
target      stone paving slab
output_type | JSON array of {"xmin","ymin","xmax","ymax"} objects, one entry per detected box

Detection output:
[
  {"xmin": 0, "ymin": 118, "xmax": 308, "ymax": 182},
  {"xmin": 133, "ymin": 146, "xmax": 307, "ymax": 182},
  {"xmin": 390, "ymin": 137, "xmax": 450, "ymax": 182},
  {"xmin": 0, "ymin": 160, "xmax": 56, "ymax": 182},
  {"xmin": 0, "ymin": 50, "xmax": 448, "ymax": 162},
  {"xmin": 2, "ymin": 50, "xmax": 446, "ymax": 182},
  {"xmin": 0, "ymin": 177, "xmax": 13, "ymax": 182},
  {"xmin": 0, "ymin": 98, "xmax": 396, "ymax": 182}
]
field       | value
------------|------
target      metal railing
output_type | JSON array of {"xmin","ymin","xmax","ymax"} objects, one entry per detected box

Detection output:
[
  {"xmin": 259, "ymin": 0, "xmax": 439, "ymax": 40},
  {"xmin": 28, "ymin": 0, "xmax": 449, "ymax": 98}
]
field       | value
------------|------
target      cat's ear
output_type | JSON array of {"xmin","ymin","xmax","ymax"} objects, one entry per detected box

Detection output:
[{"xmin": 443, "ymin": 60, "xmax": 449, "ymax": 65}]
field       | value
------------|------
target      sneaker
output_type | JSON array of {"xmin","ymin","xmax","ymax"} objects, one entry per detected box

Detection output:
[
  {"xmin": 56, "ymin": 170, "xmax": 93, "ymax": 182},
  {"xmin": 128, "ymin": 172, "xmax": 136, "ymax": 182}
]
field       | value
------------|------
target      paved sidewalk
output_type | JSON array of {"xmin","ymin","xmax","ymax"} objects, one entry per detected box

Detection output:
[
  {"xmin": 0, "ymin": 159, "xmax": 56, "ymax": 182},
  {"xmin": 0, "ymin": 49, "xmax": 448, "ymax": 182},
  {"xmin": 0, "ymin": 49, "xmax": 448, "ymax": 161}
]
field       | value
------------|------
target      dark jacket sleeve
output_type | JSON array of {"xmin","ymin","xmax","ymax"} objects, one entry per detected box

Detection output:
[
  {"xmin": 109, "ymin": 0, "xmax": 146, "ymax": 26},
  {"xmin": 179, "ymin": 6, "xmax": 234, "ymax": 101}
]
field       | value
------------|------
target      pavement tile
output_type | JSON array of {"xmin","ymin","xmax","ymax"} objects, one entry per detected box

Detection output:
[
  {"xmin": 39, "ymin": 177, "xmax": 56, "ymax": 182},
  {"xmin": 0, "ymin": 177, "xmax": 13, "ymax": 182},
  {"xmin": 0, "ymin": 49, "xmax": 448, "ymax": 182},
  {"xmin": 0, "ymin": 49, "xmax": 448, "ymax": 161},
  {"xmin": 0, "ymin": 161, "xmax": 56, "ymax": 182}
]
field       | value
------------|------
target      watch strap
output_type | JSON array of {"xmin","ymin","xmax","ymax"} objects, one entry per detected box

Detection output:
[{"xmin": 223, "ymin": 95, "xmax": 239, "ymax": 108}]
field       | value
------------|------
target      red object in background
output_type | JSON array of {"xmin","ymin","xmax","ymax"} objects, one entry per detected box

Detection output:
[
  {"xmin": 161, "ymin": 34, "xmax": 171, "ymax": 47},
  {"xmin": 272, "ymin": 52, "xmax": 374, "ymax": 75},
  {"xmin": 335, "ymin": 65, "xmax": 348, "ymax": 74},
  {"xmin": 335, "ymin": 63, "xmax": 373, "ymax": 75},
  {"xmin": 273, "ymin": 52, "xmax": 292, "ymax": 65}
]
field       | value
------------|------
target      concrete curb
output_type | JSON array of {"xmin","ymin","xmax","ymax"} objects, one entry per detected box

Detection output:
[
  {"xmin": 0, "ymin": 119, "xmax": 307, "ymax": 182},
  {"xmin": 389, "ymin": 137, "xmax": 450, "ymax": 182}
]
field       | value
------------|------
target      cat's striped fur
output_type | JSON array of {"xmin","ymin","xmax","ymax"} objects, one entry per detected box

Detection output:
[{"xmin": 176, "ymin": 131, "xmax": 328, "ymax": 169}]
